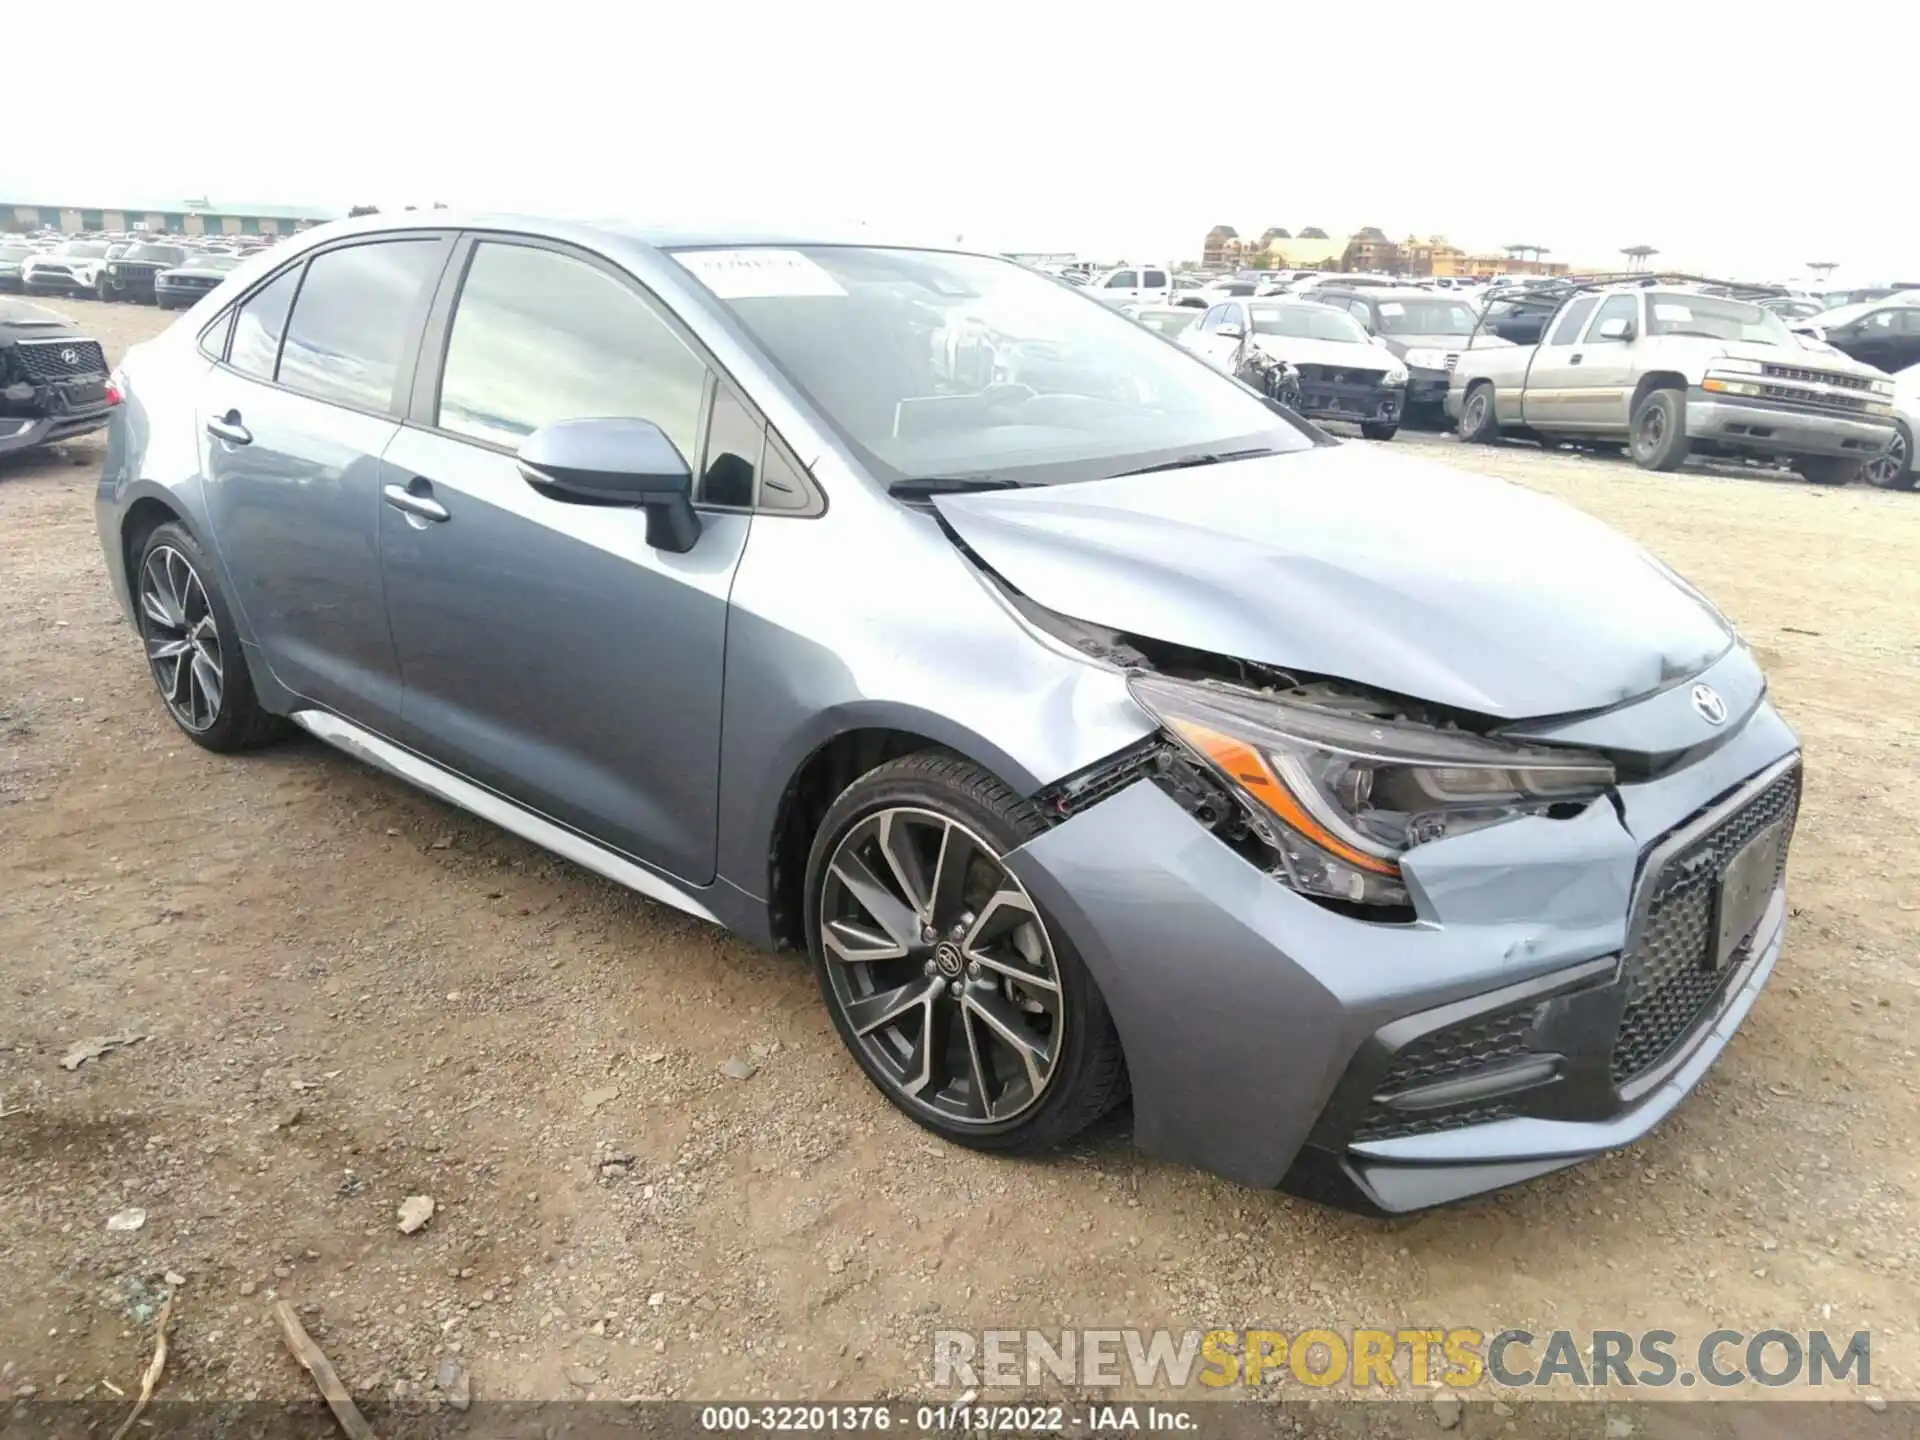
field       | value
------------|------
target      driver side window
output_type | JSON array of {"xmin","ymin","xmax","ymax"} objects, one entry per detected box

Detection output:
[
  {"xmin": 1106, "ymin": 270, "xmax": 1137, "ymax": 289},
  {"xmin": 1584, "ymin": 294, "xmax": 1638, "ymax": 343}
]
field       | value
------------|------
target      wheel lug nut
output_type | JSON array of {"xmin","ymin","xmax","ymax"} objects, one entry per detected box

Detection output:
[
  {"xmin": 923, "ymin": 960, "xmax": 937, "ymax": 977},
  {"xmin": 920, "ymin": 925, "xmax": 937, "ymax": 944},
  {"xmin": 948, "ymin": 980, "xmax": 963, "ymax": 997}
]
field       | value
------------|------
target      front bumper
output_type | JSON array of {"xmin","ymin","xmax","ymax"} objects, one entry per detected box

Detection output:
[
  {"xmin": 0, "ymin": 405, "xmax": 112, "ymax": 455},
  {"xmin": 1687, "ymin": 390, "xmax": 1895, "ymax": 460},
  {"xmin": 1405, "ymin": 368, "xmax": 1451, "ymax": 414},
  {"xmin": 1295, "ymin": 380, "xmax": 1404, "ymax": 426},
  {"xmin": 23, "ymin": 270, "xmax": 89, "ymax": 293},
  {"xmin": 1007, "ymin": 663, "xmax": 1801, "ymax": 1213}
]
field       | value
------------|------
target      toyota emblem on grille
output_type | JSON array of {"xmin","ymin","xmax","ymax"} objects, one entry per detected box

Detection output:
[
  {"xmin": 60, "ymin": 348, "xmax": 78, "ymax": 366},
  {"xmin": 1691, "ymin": 684, "xmax": 1728, "ymax": 726}
]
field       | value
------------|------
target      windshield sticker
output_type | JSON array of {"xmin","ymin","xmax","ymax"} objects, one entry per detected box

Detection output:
[
  {"xmin": 1376, "ymin": 302, "xmax": 1405, "ymax": 316},
  {"xmin": 673, "ymin": 249, "xmax": 847, "ymax": 299},
  {"xmin": 1653, "ymin": 303, "xmax": 1694, "ymax": 322}
]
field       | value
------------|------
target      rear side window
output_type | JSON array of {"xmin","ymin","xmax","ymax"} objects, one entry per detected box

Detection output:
[
  {"xmin": 277, "ymin": 240, "xmax": 444, "ymax": 412},
  {"xmin": 435, "ymin": 241, "xmax": 708, "ymax": 466},
  {"xmin": 227, "ymin": 265, "xmax": 302, "ymax": 381},
  {"xmin": 1143, "ymin": 268, "xmax": 1168, "ymax": 287}
]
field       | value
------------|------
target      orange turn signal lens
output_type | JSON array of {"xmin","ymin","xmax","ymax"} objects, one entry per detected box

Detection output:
[{"xmin": 1167, "ymin": 718, "xmax": 1401, "ymax": 878}]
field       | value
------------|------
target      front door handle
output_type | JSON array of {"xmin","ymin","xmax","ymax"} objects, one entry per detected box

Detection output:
[
  {"xmin": 1569, "ymin": 353, "xmax": 1583, "ymax": 365},
  {"xmin": 383, "ymin": 481, "xmax": 450, "ymax": 523},
  {"xmin": 205, "ymin": 410, "xmax": 251, "ymax": 445}
]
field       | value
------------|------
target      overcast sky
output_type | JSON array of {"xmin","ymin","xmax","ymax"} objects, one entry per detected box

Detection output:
[{"xmin": 17, "ymin": 1, "xmax": 1910, "ymax": 283}]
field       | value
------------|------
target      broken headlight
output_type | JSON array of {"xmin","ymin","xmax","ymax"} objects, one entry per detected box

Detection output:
[{"xmin": 1129, "ymin": 675, "xmax": 1614, "ymax": 908}]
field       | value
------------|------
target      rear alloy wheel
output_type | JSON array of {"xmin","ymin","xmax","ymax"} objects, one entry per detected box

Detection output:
[
  {"xmin": 1862, "ymin": 423, "xmax": 1915, "ymax": 491},
  {"xmin": 1629, "ymin": 387, "xmax": 1691, "ymax": 471},
  {"xmin": 1360, "ymin": 422, "xmax": 1399, "ymax": 441},
  {"xmin": 805, "ymin": 754, "xmax": 1126, "ymax": 1152},
  {"xmin": 134, "ymin": 522, "xmax": 285, "ymax": 752}
]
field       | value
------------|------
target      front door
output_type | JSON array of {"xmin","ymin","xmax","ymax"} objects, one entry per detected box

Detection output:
[
  {"xmin": 198, "ymin": 235, "xmax": 451, "ymax": 733},
  {"xmin": 378, "ymin": 237, "xmax": 749, "ymax": 884},
  {"xmin": 1565, "ymin": 292, "xmax": 1642, "ymax": 431}
]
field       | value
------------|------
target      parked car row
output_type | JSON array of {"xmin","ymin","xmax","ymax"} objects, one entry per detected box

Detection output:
[
  {"xmin": 1447, "ymin": 279, "xmax": 1908, "ymax": 488},
  {"xmin": 0, "ymin": 230, "xmax": 282, "ymax": 305}
]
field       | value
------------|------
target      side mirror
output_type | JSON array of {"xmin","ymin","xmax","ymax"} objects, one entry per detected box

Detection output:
[
  {"xmin": 517, "ymin": 418, "xmax": 702, "ymax": 553},
  {"xmin": 1216, "ymin": 323, "xmax": 1245, "ymax": 341},
  {"xmin": 1596, "ymin": 317, "xmax": 1634, "ymax": 341}
]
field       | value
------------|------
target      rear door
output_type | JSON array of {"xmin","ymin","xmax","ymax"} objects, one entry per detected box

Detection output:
[
  {"xmin": 377, "ymin": 234, "xmax": 753, "ymax": 883},
  {"xmin": 198, "ymin": 234, "xmax": 452, "ymax": 733},
  {"xmin": 1140, "ymin": 265, "xmax": 1170, "ymax": 305}
]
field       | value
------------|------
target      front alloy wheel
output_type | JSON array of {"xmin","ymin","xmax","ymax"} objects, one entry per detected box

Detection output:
[
  {"xmin": 139, "ymin": 544, "xmax": 224, "ymax": 732},
  {"xmin": 804, "ymin": 754, "xmax": 1127, "ymax": 1153},
  {"xmin": 819, "ymin": 807, "xmax": 1064, "ymax": 1126},
  {"xmin": 1863, "ymin": 424, "xmax": 1914, "ymax": 491}
]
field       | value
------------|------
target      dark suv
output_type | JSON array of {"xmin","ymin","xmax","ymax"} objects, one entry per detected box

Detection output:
[
  {"xmin": 102, "ymin": 242, "xmax": 190, "ymax": 304},
  {"xmin": 1, "ymin": 298, "xmax": 116, "ymax": 458}
]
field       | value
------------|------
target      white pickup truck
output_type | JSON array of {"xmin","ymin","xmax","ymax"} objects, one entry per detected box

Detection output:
[
  {"xmin": 1082, "ymin": 264, "xmax": 1173, "ymax": 307},
  {"xmin": 1446, "ymin": 283, "xmax": 1897, "ymax": 485}
]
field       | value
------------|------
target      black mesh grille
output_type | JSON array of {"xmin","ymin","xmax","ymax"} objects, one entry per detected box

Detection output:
[
  {"xmin": 1296, "ymin": 364, "xmax": 1387, "ymax": 386},
  {"xmin": 1353, "ymin": 1101, "xmax": 1522, "ymax": 1144},
  {"xmin": 11, "ymin": 340, "xmax": 108, "ymax": 381},
  {"xmin": 1612, "ymin": 766, "xmax": 1800, "ymax": 1083},
  {"xmin": 1352, "ymin": 1000, "xmax": 1541, "ymax": 1142},
  {"xmin": 1756, "ymin": 383, "xmax": 1876, "ymax": 415}
]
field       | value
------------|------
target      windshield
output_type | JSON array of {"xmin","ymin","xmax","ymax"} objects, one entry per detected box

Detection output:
[
  {"xmin": 1371, "ymin": 298, "xmax": 1478, "ymax": 335},
  {"xmin": 186, "ymin": 254, "xmax": 242, "ymax": 271},
  {"xmin": 1644, "ymin": 294, "xmax": 1793, "ymax": 344},
  {"xmin": 1249, "ymin": 304, "xmax": 1369, "ymax": 343},
  {"xmin": 61, "ymin": 242, "xmax": 109, "ymax": 258},
  {"xmin": 676, "ymin": 246, "xmax": 1311, "ymax": 486},
  {"xmin": 125, "ymin": 244, "xmax": 187, "ymax": 264}
]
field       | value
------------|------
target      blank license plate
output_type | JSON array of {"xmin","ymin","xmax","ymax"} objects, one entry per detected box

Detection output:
[
  {"xmin": 62, "ymin": 381, "xmax": 106, "ymax": 407},
  {"xmin": 1714, "ymin": 821, "xmax": 1785, "ymax": 968}
]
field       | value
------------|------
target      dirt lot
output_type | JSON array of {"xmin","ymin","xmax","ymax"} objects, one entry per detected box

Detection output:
[{"xmin": 2, "ymin": 299, "xmax": 1916, "ymax": 1421}]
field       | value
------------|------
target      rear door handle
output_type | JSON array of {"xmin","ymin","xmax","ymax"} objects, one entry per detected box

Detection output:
[
  {"xmin": 205, "ymin": 410, "xmax": 251, "ymax": 445},
  {"xmin": 383, "ymin": 480, "xmax": 450, "ymax": 523},
  {"xmin": 1569, "ymin": 353, "xmax": 1583, "ymax": 365}
]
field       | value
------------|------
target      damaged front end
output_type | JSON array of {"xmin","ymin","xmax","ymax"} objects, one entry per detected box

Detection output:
[
  {"xmin": 0, "ymin": 332, "xmax": 116, "ymax": 458},
  {"xmin": 995, "ymin": 573, "xmax": 1801, "ymax": 1210}
]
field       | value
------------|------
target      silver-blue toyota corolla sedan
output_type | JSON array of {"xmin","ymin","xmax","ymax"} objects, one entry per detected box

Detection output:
[{"xmin": 95, "ymin": 216, "xmax": 1802, "ymax": 1212}]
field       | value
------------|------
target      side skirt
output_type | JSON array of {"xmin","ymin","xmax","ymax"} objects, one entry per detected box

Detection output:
[{"xmin": 287, "ymin": 709, "xmax": 721, "ymax": 926}]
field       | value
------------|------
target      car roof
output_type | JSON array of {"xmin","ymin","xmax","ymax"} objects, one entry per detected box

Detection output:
[{"xmin": 1310, "ymin": 285, "xmax": 1449, "ymax": 301}]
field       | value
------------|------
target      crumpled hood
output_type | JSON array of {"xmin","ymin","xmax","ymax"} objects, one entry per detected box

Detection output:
[
  {"xmin": 1714, "ymin": 337, "xmax": 1878, "ymax": 375},
  {"xmin": 1249, "ymin": 336, "xmax": 1390, "ymax": 370},
  {"xmin": 933, "ymin": 444, "xmax": 1734, "ymax": 721}
]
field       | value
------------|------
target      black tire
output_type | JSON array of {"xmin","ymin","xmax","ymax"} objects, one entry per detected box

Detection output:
[
  {"xmin": 1360, "ymin": 422, "xmax": 1399, "ymax": 441},
  {"xmin": 1795, "ymin": 456, "xmax": 1856, "ymax": 487},
  {"xmin": 1629, "ymin": 387, "xmax": 1691, "ymax": 471},
  {"xmin": 1862, "ymin": 422, "xmax": 1915, "ymax": 491},
  {"xmin": 1457, "ymin": 382, "xmax": 1500, "ymax": 443},
  {"xmin": 133, "ymin": 521, "xmax": 287, "ymax": 752},
  {"xmin": 803, "ymin": 752, "xmax": 1127, "ymax": 1154}
]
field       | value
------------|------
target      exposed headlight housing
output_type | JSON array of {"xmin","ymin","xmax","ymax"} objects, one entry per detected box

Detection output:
[
  {"xmin": 1129, "ymin": 675, "xmax": 1614, "ymax": 909},
  {"xmin": 1401, "ymin": 348, "xmax": 1449, "ymax": 370},
  {"xmin": 1383, "ymin": 366, "xmax": 1409, "ymax": 387},
  {"xmin": 1869, "ymin": 378, "xmax": 1895, "ymax": 397},
  {"xmin": 1712, "ymin": 357, "xmax": 1765, "ymax": 375}
]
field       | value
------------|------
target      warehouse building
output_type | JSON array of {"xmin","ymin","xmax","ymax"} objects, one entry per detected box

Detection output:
[{"xmin": 3, "ymin": 197, "xmax": 340, "ymax": 236}]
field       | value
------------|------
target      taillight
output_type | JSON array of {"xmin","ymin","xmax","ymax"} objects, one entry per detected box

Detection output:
[{"xmin": 107, "ymin": 369, "xmax": 126, "ymax": 407}]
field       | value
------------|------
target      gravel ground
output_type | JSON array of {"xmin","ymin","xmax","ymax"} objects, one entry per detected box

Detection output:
[{"xmin": 1, "ymin": 300, "xmax": 1915, "ymax": 1425}]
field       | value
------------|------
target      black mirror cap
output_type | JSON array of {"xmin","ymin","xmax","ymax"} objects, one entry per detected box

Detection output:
[{"xmin": 517, "ymin": 418, "xmax": 702, "ymax": 552}]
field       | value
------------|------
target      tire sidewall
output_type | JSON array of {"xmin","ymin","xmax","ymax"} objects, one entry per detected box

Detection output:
[
  {"xmin": 1630, "ymin": 389, "xmax": 1685, "ymax": 469},
  {"xmin": 134, "ymin": 522, "xmax": 260, "ymax": 749},
  {"xmin": 1865, "ymin": 421, "xmax": 1914, "ymax": 491},
  {"xmin": 1459, "ymin": 384, "xmax": 1496, "ymax": 442},
  {"xmin": 802, "ymin": 760, "xmax": 1113, "ymax": 1148}
]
